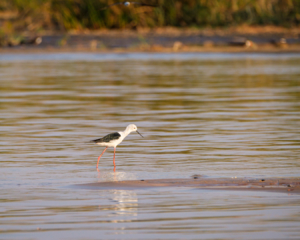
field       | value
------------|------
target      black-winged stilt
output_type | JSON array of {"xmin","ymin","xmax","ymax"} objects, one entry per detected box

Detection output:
[{"xmin": 90, "ymin": 124, "xmax": 143, "ymax": 171}]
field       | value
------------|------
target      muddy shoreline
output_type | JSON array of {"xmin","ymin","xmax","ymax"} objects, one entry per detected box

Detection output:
[
  {"xmin": 75, "ymin": 177, "xmax": 300, "ymax": 194},
  {"xmin": 1, "ymin": 27, "xmax": 300, "ymax": 53}
]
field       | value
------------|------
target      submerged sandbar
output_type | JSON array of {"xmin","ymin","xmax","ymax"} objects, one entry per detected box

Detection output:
[{"xmin": 75, "ymin": 176, "xmax": 300, "ymax": 194}]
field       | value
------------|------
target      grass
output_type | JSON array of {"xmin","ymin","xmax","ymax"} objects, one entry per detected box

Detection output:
[{"xmin": 0, "ymin": 0, "xmax": 299, "ymax": 33}]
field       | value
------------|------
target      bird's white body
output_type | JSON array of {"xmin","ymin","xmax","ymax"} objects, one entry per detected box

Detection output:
[
  {"xmin": 95, "ymin": 133, "xmax": 122, "ymax": 147},
  {"xmin": 96, "ymin": 125, "xmax": 135, "ymax": 148}
]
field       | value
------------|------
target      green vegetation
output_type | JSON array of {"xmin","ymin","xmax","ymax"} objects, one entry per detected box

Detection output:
[{"xmin": 0, "ymin": 0, "xmax": 299, "ymax": 33}]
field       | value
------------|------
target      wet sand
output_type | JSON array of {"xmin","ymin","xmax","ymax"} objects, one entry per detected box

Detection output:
[{"xmin": 75, "ymin": 177, "xmax": 300, "ymax": 194}]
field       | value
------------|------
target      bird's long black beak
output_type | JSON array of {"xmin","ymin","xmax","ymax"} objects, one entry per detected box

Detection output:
[{"xmin": 136, "ymin": 130, "xmax": 144, "ymax": 138}]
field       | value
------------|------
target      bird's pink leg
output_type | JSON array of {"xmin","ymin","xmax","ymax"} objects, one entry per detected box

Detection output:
[
  {"xmin": 96, "ymin": 147, "xmax": 108, "ymax": 170},
  {"xmin": 113, "ymin": 147, "xmax": 116, "ymax": 171}
]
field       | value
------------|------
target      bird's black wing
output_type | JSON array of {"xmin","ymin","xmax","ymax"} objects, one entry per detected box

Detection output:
[{"xmin": 91, "ymin": 132, "xmax": 121, "ymax": 143}]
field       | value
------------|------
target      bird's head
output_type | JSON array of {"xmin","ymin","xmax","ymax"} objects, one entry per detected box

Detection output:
[{"xmin": 127, "ymin": 124, "xmax": 143, "ymax": 137}]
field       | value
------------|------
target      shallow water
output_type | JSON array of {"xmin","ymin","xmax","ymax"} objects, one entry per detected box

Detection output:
[{"xmin": 0, "ymin": 53, "xmax": 300, "ymax": 239}]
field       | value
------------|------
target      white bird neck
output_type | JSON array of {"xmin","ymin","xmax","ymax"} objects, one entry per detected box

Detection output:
[{"xmin": 123, "ymin": 126, "xmax": 133, "ymax": 137}]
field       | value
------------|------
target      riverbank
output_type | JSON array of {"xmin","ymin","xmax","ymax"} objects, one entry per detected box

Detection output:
[{"xmin": 1, "ymin": 26, "xmax": 300, "ymax": 53}]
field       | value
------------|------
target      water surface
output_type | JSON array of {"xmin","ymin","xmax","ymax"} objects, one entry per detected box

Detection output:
[{"xmin": 0, "ymin": 53, "xmax": 300, "ymax": 239}]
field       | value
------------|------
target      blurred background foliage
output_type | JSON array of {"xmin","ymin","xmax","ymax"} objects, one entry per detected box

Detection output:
[{"xmin": 0, "ymin": 0, "xmax": 299, "ymax": 33}]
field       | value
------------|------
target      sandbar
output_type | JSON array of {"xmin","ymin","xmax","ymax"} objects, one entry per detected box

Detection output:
[{"xmin": 74, "ymin": 176, "xmax": 300, "ymax": 194}]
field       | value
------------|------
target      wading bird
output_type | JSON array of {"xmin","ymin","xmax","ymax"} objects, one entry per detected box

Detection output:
[{"xmin": 90, "ymin": 124, "xmax": 143, "ymax": 171}]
